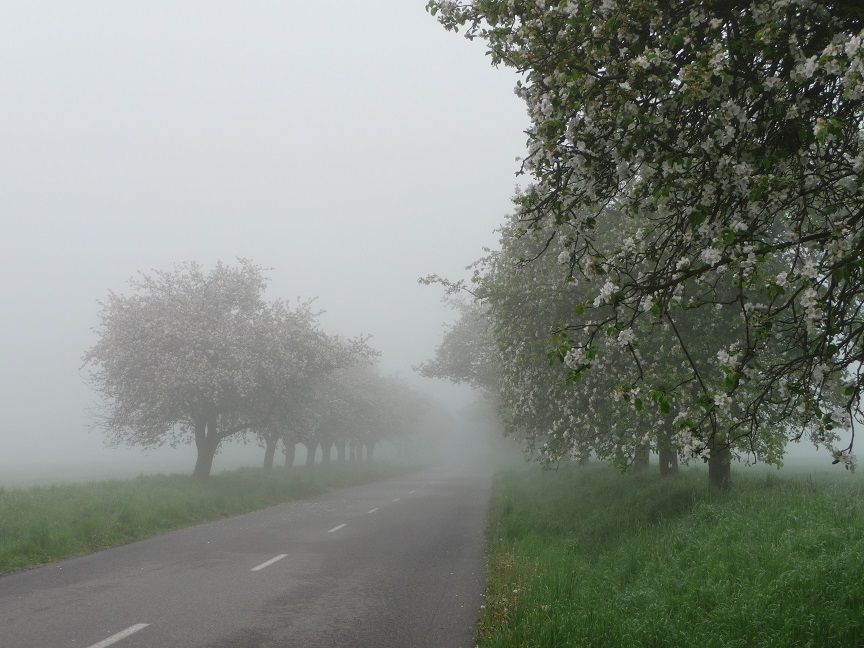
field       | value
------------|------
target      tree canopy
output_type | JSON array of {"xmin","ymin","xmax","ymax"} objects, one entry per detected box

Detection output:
[
  {"xmin": 427, "ymin": 0, "xmax": 864, "ymax": 483},
  {"xmin": 84, "ymin": 260, "xmax": 403, "ymax": 478}
]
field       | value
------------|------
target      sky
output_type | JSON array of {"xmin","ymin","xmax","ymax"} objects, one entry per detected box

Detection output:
[{"xmin": 0, "ymin": 1, "xmax": 528, "ymax": 481}]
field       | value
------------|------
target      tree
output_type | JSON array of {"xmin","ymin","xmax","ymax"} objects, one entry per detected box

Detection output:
[
  {"xmin": 301, "ymin": 365, "xmax": 423, "ymax": 463},
  {"xmin": 86, "ymin": 260, "xmax": 295, "ymax": 479},
  {"xmin": 424, "ymin": 206, "xmax": 846, "ymax": 485},
  {"xmin": 286, "ymin": 336, "xmax": 381, "ymax": 465},
  {"xmin": 417, "ymin": 298, "xmax": 499, "ymax": 392},
  {"xmin": 429, "ymin": 0, "xmax": 863, "ymax": 484},
  {"xmin": 424, "ymin": 216, "xmax": 668, "ymax": 468},
  {"xmin": 251, "ymin": 311, "xmax": 376, "ymax": 469},
  {"xmin": 248, "ymin": 299, "xmax": 324, "ymax": 469}
]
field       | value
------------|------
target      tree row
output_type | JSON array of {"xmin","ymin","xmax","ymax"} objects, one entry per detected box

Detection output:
[
  {"xmin": 425, "ymin": 1, "xmax": 864, "ymax": 486},
  {"xmin": 85, "ymin": 260, "xmax": 421, "ymax": 479}
]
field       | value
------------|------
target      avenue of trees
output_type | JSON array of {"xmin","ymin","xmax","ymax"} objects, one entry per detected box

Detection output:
[
  {"xmin": 84, "ymin": 260, "xmax": 421, "ymax": 479},
  {"xmin": 425, "ymin": 0, "xmax": 864, "ymax": 487}
]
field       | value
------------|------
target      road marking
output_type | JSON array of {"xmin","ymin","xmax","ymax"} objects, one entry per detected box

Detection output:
[
  {"xmin": 85, "ymin": 624, "xmax": 149, "ymax": 648},
  {"xmin": 392, "ymin": 497, "xmax": 401, "ymax": 502},
  {"xmin": 368, "ymin": 508, "xmax": 379, "ymax": 514},
  {"xmin": 251, "ymin": 554, "xmax": 288, "ymax": 572},
  {"xmin": 409, "ymin": 490, "xmax": 416, "ymax": 494},
  {"xmin": 328, "ymin": 523, "xmax": 347, "ymax": 533}
]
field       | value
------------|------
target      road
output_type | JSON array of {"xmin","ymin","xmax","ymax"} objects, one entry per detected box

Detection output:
[{"xmin": 0, "ymin": 464, "xmax": 490, "ymax": 648}]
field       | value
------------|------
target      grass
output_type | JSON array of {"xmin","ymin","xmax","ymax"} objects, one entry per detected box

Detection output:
[
  {"xmin": 479, "ymin": 464, "xmax": 864, "ymax": 647},
  {"xmin": 0, "ymin": 461, "xmax": 412, "ymax": 574}
]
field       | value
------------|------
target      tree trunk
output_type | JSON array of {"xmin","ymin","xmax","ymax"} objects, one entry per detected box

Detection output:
[
  {"xmin": 614, "ymin": 443, "xmax": 626, "ymax": 468},
  {"xmin": 321, "ymin": 441, "xmax": 332, "ymax": 464},
  {"xmin": 336, "ymin": 441, "xmax": 346, "ymax": 462},
  {"xmin": 365, "ymin": 442, "xmax": 374, "ymax": 461},
  {"xmin": 658, "ymin": 429, "xmax": 679, "ymax": 476},
  {"xmin": 305, "ymin": 441, "xmax": 318, "ymax": 467},
  {"xmin": 349, "ymin": 441, "xmax": 357, "ymax": 462},
  {"xmin": 283, "ymin": 441, "xmax": 296, "ymax": 468},
  {"xmin": 632, "ymin": 442, "xmax": 650, "ymax": 472},
  {"xmin": 263, "ymin": 435, "xmax": 277, "ymax": 469},
  {"xmin": 193, "ymin": 446, "xmax": 216, "ymax": 480},
  {"xmin": 708, "ymin": 437, "xmax": 731, "ymax": 489},
  {"xmin": 193, "ymin": 417, "xmax": 219, "ymax": 480}
]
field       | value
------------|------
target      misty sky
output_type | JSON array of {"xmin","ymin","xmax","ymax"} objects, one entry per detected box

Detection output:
[{"xmin": 0, "ymin": 1, "xmax": 527, "ymax": 478}]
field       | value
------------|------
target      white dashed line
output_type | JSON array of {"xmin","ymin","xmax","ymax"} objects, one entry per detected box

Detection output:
[
  {"xmin": 392, "ymin": 497, "xmax": 401, "ymax": 502},
  {"xmin": 85, "ymin": 624, "xmax": 149, "ymax": 648},
  {"xmin": 328, "ymin": 524, "xmax": 347, "ymax": 533},
  {"xmin": 250, "ymin": 554, "xmax": 288, "ymax": 572},
  {"xmin": 368, "ymin": 508, "xmax": 379, "ymax": 514},
  {"xmin": 409, "ymin": 490, "xmax": 416, "ymax": 494}
]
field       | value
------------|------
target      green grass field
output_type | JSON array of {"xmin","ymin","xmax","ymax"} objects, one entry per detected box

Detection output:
[
  {"xmin": 0, "ymin": 462, "xmax": 410, "ymax": 575},
  {"xmin": 480, "ymin": 464, "xmax": 864, "ymax": 647}
]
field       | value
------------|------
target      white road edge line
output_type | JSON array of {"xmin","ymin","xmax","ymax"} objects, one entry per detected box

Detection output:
[
  {"xmin": 392, "ymin": 497, "xmax": 401, "ymax": 502},
  {"xmin": 368, "ymin": 508, "xmax": 379, "ymax": 514},
  {"xmin": 328, "ymin": 523, "xmax": 347, "ymax": 533},
  {"xmin": 251, "ymin": 553, "xmax": 288, "ymax": 572},
  {"xmin": 85, "ymin": 624, "xmax": 149, "ymax": 648}
]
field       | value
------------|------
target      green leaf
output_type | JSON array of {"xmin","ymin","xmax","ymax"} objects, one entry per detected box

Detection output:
[
  {"xmin": 687, "ymin": 208, "xmax": 706, "ymax": 229},
  {"xmin": 724, "ymin": 372, "xmax": 739, "ymax": 391}
]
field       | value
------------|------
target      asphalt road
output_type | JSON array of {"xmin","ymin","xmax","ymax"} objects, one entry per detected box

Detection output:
[{"xmin": 0, "ymin": 464, "xmax": 490, "ymax": 648}]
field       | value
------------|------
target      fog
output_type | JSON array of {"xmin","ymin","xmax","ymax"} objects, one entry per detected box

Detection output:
[
  {"xmin": 0, "ymin": 1, "xmax": 526, "ymax": 484},
  {"xmin": 0, "ymin": 3, "xmax": 841, "ymax": 489}
]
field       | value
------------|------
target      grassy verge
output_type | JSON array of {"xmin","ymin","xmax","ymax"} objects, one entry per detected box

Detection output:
[
  {"xmin": 480, "ymin": 464, "xmax": 864, "ymax": 647},
  {"xmin": 0, "ymin": 461, "xmax": 412, "ymax": 575}
]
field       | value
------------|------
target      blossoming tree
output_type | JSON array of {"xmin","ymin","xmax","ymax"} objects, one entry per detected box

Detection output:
[
  {"xmin": 287, "ymin": 364, "xmax": 425, "ymax": 464},
  {"xmin": 251, "ymin": 307, "xmax": 377, "ymax": 469},
  {"xmin": 86, "ymin": 261, "xmax": 325, "ymax": 479},
  {"xmin": 429, "ymin": 0, "xmax": 864, "ymax": 485}
]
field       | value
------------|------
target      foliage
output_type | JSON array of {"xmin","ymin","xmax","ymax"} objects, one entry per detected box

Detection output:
[
  {"xmin": 416, "ymin": 298, "xmax": 499, "ymax": 391},
  {"xmin": 84, "ymin": 259, "xmax": 274, "ymax": 449},
  {"xmin": 251, "ymin": 307, "xmax": 378, "ymax": 457},
  {"xmin": 428, "ymin": 0, "xmax": 864, "ymax": 468},
  {"xmin": 84, "ymin": 260, "xmax": 414, "ymax": 477},
  {"xmin": 294, "ymin": 365, "xmax": 428, "ymax": 450}
]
